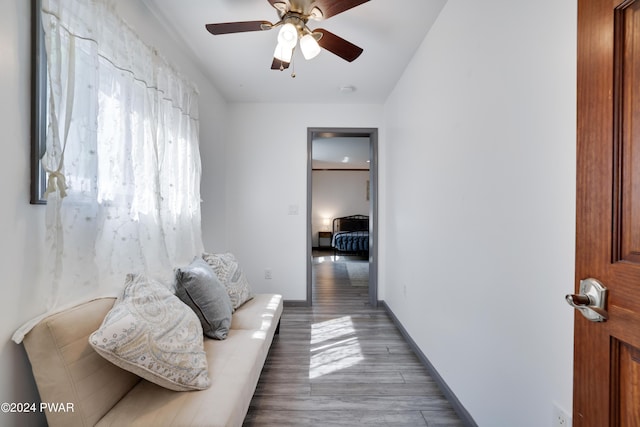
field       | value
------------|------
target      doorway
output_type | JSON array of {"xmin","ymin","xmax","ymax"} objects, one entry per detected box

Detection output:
[{"xmin": 306, "ymin": 127, "xmax": 378, "ymax": 307}]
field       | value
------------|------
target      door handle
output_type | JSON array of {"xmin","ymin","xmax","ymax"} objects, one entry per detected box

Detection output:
[{"xmin": 566, "ymin": 278, "xmax": 608, "ymax": 322}]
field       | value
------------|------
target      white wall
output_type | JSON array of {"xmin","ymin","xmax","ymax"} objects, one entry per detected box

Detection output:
[
  {"xmin": 311, "ymin": 170, "xmax": 370, "ymax": 246},
  {"xmin": 0, "ymin": 1, "xmax": 227, "ymax": 426},
  {"xmin": 224, "ymin": 104, "xmax": 382, "ymax": 300},
  {"xmin": 381, "ymin": 0, "xmax": 577, "ymax": 426},
  {"xmin": 0, "ymin": 1, "xmax": 48, "ymax": 424}
]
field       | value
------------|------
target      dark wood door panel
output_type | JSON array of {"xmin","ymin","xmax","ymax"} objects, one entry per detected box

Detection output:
[
  {"xmin": 613, "ymin": 340, "xmax": 640, "ymax": 426},
  {"xmin": 615, "ymin": 0, "xmax": 640, "ymax": 263},
  {"xmin": 611, "ymin": 265, "xmax": 640, "ymax": 311}
]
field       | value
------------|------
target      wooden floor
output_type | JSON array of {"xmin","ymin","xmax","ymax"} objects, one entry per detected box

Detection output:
[{"xmin": 243, "ymin": 253, "xmax": 464, "ymax": 426}]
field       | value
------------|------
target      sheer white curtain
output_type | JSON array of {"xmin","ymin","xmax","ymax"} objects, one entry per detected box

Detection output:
[{"xmin": 14, "ymin": 0, "xmax": 203, "ymax": 342}]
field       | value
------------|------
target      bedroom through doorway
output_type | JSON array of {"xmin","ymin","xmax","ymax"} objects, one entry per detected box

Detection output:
[{"xmin": 306, "ymin": 127, "xmax": 378, "ymax": 307}]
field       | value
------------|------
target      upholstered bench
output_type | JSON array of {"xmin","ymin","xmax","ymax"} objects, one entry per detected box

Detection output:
[{"xmin": 22, "ymin": 292, "xmax": 282, "ymax": 426}]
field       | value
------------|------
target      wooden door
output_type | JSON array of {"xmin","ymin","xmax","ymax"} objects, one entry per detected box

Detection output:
[{"xmin": 575, "ymin": 0, "xmax": 640, "ymax": 425}]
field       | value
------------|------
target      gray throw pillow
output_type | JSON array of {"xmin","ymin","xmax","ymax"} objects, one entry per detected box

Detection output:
[{"xmin": 175, "ymin": 257, "xmax": 233, "ymax": 340}]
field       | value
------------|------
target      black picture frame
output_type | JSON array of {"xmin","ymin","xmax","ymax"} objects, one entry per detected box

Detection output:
[{"xmin": 31, "ymin": 0, "xmax": 47, "ymax": 205}]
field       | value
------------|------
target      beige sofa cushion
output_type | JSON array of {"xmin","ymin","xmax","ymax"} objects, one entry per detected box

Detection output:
[
  {"xmin": 95, "ymin": 294, "xmax": 282, "ymax": 426},
  {"xmin": 230, "ymin": 293, "xmax": 283, "ymax": 331},
  {"xmin": 23, "ymin": 298, "xmax": 140, "ymax": 427},
  {"xmin": 96, "ymin": 329, "xmax": 271, "ymax": 427}
]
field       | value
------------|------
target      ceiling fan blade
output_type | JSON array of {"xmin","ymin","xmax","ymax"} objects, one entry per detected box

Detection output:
[
  {"xmin": 313, "ymin": 0, "xmax": 369, "ymax": 19},
  {"xmin": 315, "ymin": 28, "xmax": 363, "ymax": 62},
  {"xmin": 271, "ymin": 57, "xmax": 290, "ymax": 70},
  {"xmin": 205, "ymin": 21, "xmax": 273, "ymax": 35}
]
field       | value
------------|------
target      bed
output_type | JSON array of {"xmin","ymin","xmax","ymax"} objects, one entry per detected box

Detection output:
[{"xmin": 331, "ymin": 215, "xmax": 369, "ymax": 256}]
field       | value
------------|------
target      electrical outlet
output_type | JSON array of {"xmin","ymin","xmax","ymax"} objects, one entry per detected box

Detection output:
[
  {"xmin": 264, "ymin": 268, "xmax": 272, "ymax": 280},
  {"xmin": 553, "ymin": 403, "xmax": 572, "ymax": 427}
]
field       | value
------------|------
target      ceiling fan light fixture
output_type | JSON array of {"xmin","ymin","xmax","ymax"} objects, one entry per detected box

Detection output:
[
  {"xmin": 205, "ymin": 0, "xmax": 369, "ymax": 72},
  {"xmin": 300, "ymin": 34, "xmax": 321, "ymax": 60},
  {"xmin": 274, "ymin": 42, "xmax": 293, "ymax": 63},
  {"xmin": 277, "ymin": 23, "xmax": 298, "ymax": 48}
]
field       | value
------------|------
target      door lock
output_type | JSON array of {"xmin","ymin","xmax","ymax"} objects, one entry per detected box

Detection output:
[{"xmin": 566, "ymin": 278, "xmax": 609, "ymax": 322}]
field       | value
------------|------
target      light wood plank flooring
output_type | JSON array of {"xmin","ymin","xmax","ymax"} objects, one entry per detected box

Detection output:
[{"xmin": 243, "ymin": 253, "xmax": 464, "ymax": 426}]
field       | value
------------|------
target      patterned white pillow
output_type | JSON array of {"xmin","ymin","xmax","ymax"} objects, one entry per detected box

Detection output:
[
  {"xmin": 89, "ymin": 274, "xmax": 211, "ymax": 391},
  {"xmin": 201, "ymin": 252, "xmax": 253, "ymax": 311}
]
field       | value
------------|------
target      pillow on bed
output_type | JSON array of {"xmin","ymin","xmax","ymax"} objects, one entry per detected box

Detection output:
[
  {"xmin": 175, "ymin": 257, "xmax": 233, "ymax": 340},
  {"xmin": 201, "ymin": 252, "xmax": 253, "ymax": 311},
  {"xmin": 89, "ymin": 273, "xmax": 211, "ymax": 391}
]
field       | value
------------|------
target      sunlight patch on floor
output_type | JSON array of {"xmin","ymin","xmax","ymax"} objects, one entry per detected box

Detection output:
[
  {"xmin": 309, "ymin": 316, "xmax": 364, "ymax": 379},
  {"xmin": 314, "ymin": 255, "xmax": 351, "ymax": 263}
]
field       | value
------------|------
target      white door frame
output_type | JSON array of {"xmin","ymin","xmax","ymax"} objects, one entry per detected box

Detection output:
[{"xmin": 306, "ymin": 127, "xmax": 379, "ymax": 307}]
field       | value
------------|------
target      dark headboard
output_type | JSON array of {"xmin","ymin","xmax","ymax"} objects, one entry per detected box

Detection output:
[{"xmin": 333, "ymin": 215, "xmax": 369, "ymax": 233}]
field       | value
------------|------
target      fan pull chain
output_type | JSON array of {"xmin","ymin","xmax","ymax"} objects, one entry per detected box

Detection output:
[{"xmin": 290, "ymin": 53, "xmax": 296, "ymax": 78}]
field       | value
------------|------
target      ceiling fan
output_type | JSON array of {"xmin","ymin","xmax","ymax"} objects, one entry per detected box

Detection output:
[{"xmin": 205, "ymin": 0, "xmax": 369, "ymax": 72}]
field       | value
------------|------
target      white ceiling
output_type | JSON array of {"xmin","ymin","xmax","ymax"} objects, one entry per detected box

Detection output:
[
  {"xmin": 312, "ymin": 137, "xmax": 370, "ymax": 169},
  {"xmin": 141, "ymin": 0, "xmax": 447, "ymax": 104}
]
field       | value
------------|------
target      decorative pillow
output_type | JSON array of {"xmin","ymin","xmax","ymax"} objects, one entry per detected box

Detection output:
[
  {"xmin": 175, "ymin": 257, "xmax": 233, "ymax": 340},
  {"xmin": 89, "ymin": 274, "xmax": 211, "ymax": 391},
  {"xmin": 201, "ymin": 252, "xmax": 253, "ymax": 311}
]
